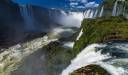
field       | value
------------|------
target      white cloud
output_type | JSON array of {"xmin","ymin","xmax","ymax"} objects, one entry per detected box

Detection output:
[
  {"xmin": 69, "ymin": 0, "xmax": 99, "ymax": 8},
  {"xmin": 85, "ymin": 2, "xmax": 99, "ymax": 8},
  {"xmin": 81, "ymin": 0, "xmax": 88, "ymax": 3}
]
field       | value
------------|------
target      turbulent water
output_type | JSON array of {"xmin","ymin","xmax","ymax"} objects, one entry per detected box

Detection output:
[
  {"xmin": 0, "ymin": 27, "xmax": 76, "ymax": 75},
  {"xmin": 19, "ymin": 6, "xmax": 98, "ymax": 29},
  {"xmin": 3, "ymin": 1, "xmax": 128, "ymax": 75},
  {"xmin": 12, "ymin": 0, "xmax": 101, "ymax": 25},
  {"xmin": 61, "ymin": 42, "xmax": 128, "ymax": 75},
  {"xmin": 49, "ymin": 8, "xmax": 99, "ymax": 27}
]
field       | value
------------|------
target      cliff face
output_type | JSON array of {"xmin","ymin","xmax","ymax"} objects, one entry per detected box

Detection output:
[
  {"xmin": 0, "ymin": 0, "xmax": 22, "ymax": 22},
  {"xmin": 0, "ymin": 0, "xmax": 24, "ymax": 47},
  {"xmin": 99, "ymin": 0, "xmax": 128, "ymax": 17},
  {"xmin": 73, "ymin": 16, "xmax": 128, "ymax": 56}
]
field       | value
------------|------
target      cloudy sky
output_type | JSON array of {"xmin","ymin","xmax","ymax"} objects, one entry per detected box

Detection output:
[{"xmin": 12, "ymin": 0, "xmax": 102, "ymax": 9}]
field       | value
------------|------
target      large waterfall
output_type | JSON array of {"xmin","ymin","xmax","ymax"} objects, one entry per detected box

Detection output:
[
  {"xmin": 19, "ymin": 5, "xmax": 36, "ymax": 31},
  {"xmin": 99, "ymin": 6, "xmax": 104, "ymax": 17},
  {"xmin": 61, "ymin": 43, "xmax": 128, "ymax": 75},
  {"xmin": 48, "ymin": 8, "xmax": 98, "ymax": 27},
  {"xmin": 12, "ymin": 0, "xmax": 100, "ymax": 29},
  {"xmin": 112, "ymin": 0, "xmax": 126, "ymax": 16},
  {"xmin": 112, "ymin": 1, "xmax": 118, "ymax": 16}
]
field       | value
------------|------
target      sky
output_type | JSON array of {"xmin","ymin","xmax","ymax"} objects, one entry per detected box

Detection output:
[{"xmin": 12, "ymin": 0, "xmax": 102, "ymax": 9}]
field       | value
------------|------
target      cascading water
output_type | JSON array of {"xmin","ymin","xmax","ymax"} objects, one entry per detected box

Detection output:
[
  {"xmin": 84, "ymin": 9, "xmax": 91, "ymax": 18},
  {"xmin": 48, "ymin": 6, "xmax": 99, "ymax": 28},
  {"xmin": 83, "ymin": 9, "xmax": 97, "ymax": 18},
  {"xmin": 93, "ymin": 9, "xmax": 98, "ymax": 17},
  {"xmin": 12, "ymin": 0, "xmax": 100, "ymax": 29},
  {"xmin": 61, "ymin": 42, "xmax": 128, "ymax": 75},
  {"xmin": 112, "ymin": 1, "xmax": 118, "ymax": 16},
  {"xmin": 99, "ymin": 6, "xmax": 104, "ymax": 17},
  {"xmin": 19, "ymin": 4, "xmax": 36, "ymax": 31},
  {"xmin": 48, "ymin": 10, "xmax": 84, "ymax": 27},
  {"xmin": 89, "ymin": 10, "xmax": 94, "ymax": 18}
]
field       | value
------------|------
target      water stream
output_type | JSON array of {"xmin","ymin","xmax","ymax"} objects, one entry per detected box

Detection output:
[
  {"xmin": 61, "ymin": 42, "xmax": 128, "ymax": 75},
  {"xmin": 19, "ymin": 4, "xmax": 36, "ymax": 31}
]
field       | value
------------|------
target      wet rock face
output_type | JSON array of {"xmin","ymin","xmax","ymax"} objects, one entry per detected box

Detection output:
[
  {"xmin": 70, "ymin": 65, "xmax": 111, "ymax": 75},
  {"xmin": 0, "ymin": 0, "xmax": 24, "ymax": 48},
  {"xmin": 0, "ymin": 0, "xmax": 22, "ymax": 22}
]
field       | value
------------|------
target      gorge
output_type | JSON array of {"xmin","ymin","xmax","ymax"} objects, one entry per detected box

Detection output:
[{"xmin": 0, "ymin": 0, "xmax": 128, "ymax": 75}]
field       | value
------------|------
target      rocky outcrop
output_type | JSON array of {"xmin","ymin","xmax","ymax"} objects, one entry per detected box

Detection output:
[
  {"xmin": 70, "ymin": 65, "xmax": 111, "ymax": 75},
  {"xmin": 69, "ymin": 16, "xmax": 128, "ymax": 75},
  {"xmin": 73, "ymin": 16, "xmax": 128, "ymax": 55},
  {"xmin": 0, "ymin": 0, "xmax": 24, "ymax": 48}
]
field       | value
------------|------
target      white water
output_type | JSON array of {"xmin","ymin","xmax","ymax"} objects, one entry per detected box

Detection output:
[
  {"xmin": 50, "ymin": 9, "xmax": 97, "ymax": 28},
  {"xmin": 76, "ymin": 28, "xmax": 83, "ymax": 40},
  {"xmin": 61, "ymin": 43, "xmax": 128, "ymax": 75},
  {"xmin": 112, "ymin": 0, "xmax": 126, "ymax": 16},
  {"xmin": 50, "ymin": 10, "xmax": 84, "ymax": 27},
  {"xmin": 0, "ymin": 27, "xmax": 77, "ymax": 75},
  {"xmin": 61, "ymin": 44, "xmax": 110, "ymax": 75},
  {"xmin": 93, "ymin": 9, "xmax": 98, "ymax": 18},
  {"xmin": 84, "ymin": 9, "xmax": 91, "ymax": 18},
  {"xmin": 112, "ymin": 1, "xmax": 118, "ymax": 16},
  {"xmin": 96, "ymin": 61, "xmax": 127, "ymax": 75},
  {"xmin": 99, "ymin": 6, "xmax": 104, "ymax": 17},
  {"xmin": 84, "ymin": 9, "xmax": 98, "ymax": 18},
  {"xmin": 63, "ymin": 42, "xmax": 75, "ymax": 48},
  {"xmin": 48, "ymin": 27, "xmax": 75, "ymax": 38}
]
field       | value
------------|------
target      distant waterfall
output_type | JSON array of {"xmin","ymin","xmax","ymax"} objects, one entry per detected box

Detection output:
[
  {"xmin": 84, "ymin": 9, "xmax": 90, "ymax": 18},
  {"xmin": 19, "ymin": 5, "xmax": 35, "ymax": 31},
  {"xmin": 99, "ymin": 6, "xmax": 104, "ymax": 17},
  {"xmin": 89, "ymin": 10, "xmax": 94, "ymax": 18},
  {"xmin": 83, "ymin": 9, "xmax": 98, "ymax": 18},
  {"xmin": 93, "ymin": 9, "xmax": 98, "ymax": 17},
  {"xmin": 112, "ymin": 1, "xmax": 118, "ymax": 16}
]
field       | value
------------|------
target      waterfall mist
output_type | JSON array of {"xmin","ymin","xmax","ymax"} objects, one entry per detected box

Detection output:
[
  {"xmin": 61, "ymin": 42, "xmax": 128, "ymax": 75},
  {"xmin": 19, "ymin": 5, "xmax": 36, "ymax": 31}
]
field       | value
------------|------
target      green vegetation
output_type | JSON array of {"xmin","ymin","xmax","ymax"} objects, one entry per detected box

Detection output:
[
  {"xmin": 43, "ymin": 41, "xmax": 74, "ymax": 75},
  {"xmin": 103, "ymin": 0, "xmax": 116, "ymax": 7},
  {"xmin": 73, "ymin": 16, "xmax": 128, "ymax": 56}
]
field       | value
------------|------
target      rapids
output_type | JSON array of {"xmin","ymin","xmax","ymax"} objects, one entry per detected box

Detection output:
[{"xmin": 61, "ymin": 42, "xmax": 128, "ymax": 75}]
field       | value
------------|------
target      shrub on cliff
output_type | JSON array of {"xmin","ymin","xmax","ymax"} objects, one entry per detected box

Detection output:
[{"xmin": 73, "ymin": 16, "xmax": 128, "ymax": 56}]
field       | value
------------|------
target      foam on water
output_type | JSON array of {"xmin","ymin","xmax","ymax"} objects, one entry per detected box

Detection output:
[
  {"xmin": 61, "ymin": 43, "xmax": 128, "ymax": 75},
  {"xmin": 61, "ymin": 44, "xmax": 111, "ymax": 75},
  {"xmin": 96, "ymin": 62, "xmax": 127, "ymax": 75},
  {"xmin": 63, "ymin": 42, "xmax": 75, "ymax": 48}
]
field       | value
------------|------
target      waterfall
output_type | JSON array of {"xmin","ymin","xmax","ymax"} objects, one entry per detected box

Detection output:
[
  {"xmin": 19, "ymin": 5, "xmax": 35, "ymax": 31},
  {"xmin": 61, "ymin": 43, "xmax": 128, "ymax": 75},
  {"xmin": 93, "ymin": 9, "xmax": 98, "ymax": 18},
  {"xmin": 84, "ymin": 9, "xmax": 91, "ymax": 18},
  {"xmin": 99, "ymin": 6, "xmax": 104, "ymax": 17},
  {"xmin": 89, "ymin": 10, "xmax": 95, "ymax": 18},
  {"xmin": 112, "ymin": 0, "xmax": 126, "ymax": 16},
  {"xmin": 112, "ymin": 1, "xmax": 118, "ymax": 16},
  {"xmin": 83, "ymin": 10, "xmax": 87, "ymax": 18},
  {"xmin": 48, "ymin": 9, "xmax": 85, "ymax": 27},
  {"xmin": 84, "ymin": 9, "xmax": 98, "ymax": 18}
]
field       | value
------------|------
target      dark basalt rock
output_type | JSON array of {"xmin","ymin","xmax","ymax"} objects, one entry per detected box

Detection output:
[{"xmin": 70, "ymin": 65, "xmax": 111, "ymax": 75}]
